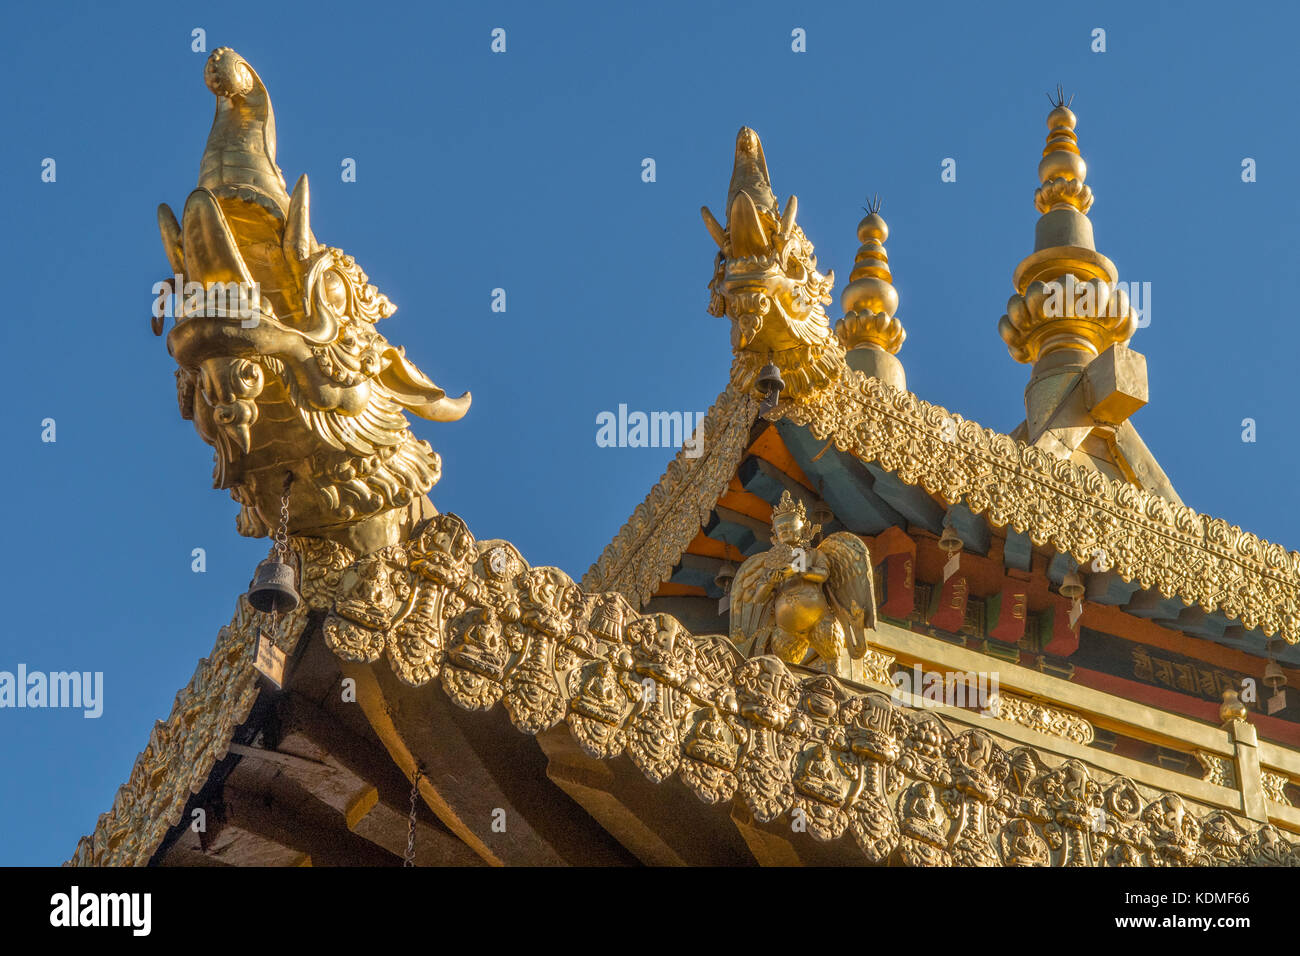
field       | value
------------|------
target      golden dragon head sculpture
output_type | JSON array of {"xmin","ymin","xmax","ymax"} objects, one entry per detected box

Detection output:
[
  {"xmin": 155, "ymin": 49, "xmax": 470, "ymax": 554},
  {"xmin": 702, "ymin": 128, "xmax": 844, "ymax": 400}
]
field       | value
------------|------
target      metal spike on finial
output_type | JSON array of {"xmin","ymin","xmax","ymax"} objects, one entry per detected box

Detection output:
[
  {"xmin": 1046, "ymin": 84, "xmax": 1075, "ymax": 109},
  {"xmin": 836, "ymin": 190, "xmax": 906, "ymax": 386}
]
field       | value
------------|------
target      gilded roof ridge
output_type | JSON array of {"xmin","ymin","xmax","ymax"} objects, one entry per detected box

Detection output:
[{"xmin": 580, "ymin": 384, "xmax": 758, "ymax": 602}]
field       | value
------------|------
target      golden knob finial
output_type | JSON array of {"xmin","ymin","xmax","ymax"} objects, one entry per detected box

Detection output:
[
  {"xmin": 1035, "ymin": 87, "xmax": 1093, "ymax": 215},
  {"xmin": 1219, "ymin": 688, "xmax": 1249, "ymax": 725},
  {"xmin": 837, "ymin": 195, "xmax": 905, "ymax": 370}
]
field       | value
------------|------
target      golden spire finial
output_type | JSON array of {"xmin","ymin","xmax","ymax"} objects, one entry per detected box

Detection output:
[
  {"xmin": 835, "ymin": 194, "xmax": 906, "ymax": 389},
  {"xmin": 998, "ymin": 93, "xmax": 1135, "ymax": 368}
]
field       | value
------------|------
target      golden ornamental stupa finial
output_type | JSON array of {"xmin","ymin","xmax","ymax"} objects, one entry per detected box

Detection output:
[
  {"xmin": 997, "ymin": 92, "xmax": 1145, "ymax": 442},
  {"xmin": 703, "ymin": 128, "xmax": 844, "ymax": 404},
  {"xmin": 998, "ymin": 91, "xmax": 1136, "ymax": 368},
  {"xmin": 836, "ymin": 194, "xmax": 906, "ymax": 390}
]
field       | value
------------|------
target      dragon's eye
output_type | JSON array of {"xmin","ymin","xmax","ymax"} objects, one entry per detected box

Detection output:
[{"xmin": 321, "ymin": 269, "xmax": 348, "ymax": 312}]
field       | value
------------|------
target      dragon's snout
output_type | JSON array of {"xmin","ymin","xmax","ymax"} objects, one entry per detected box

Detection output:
[{"xmin": 200, "ymin": 357, "xmax": 264, "ymax": 455}]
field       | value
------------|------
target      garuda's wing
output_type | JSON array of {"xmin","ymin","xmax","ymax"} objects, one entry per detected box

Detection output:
[
  {"xmin": 728, "ymin": 551, "xmax": 780, "ymax": 653},
  {"xmin": 818, "ymin": 532, "xmax": 876, "ymax": 659}
]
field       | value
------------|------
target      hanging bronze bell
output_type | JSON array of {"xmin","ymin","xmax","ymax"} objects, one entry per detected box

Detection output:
[
  {"xmin": 248, "ymin": 555, "xmax": 301, "ymax": 613},
  {"xmin": 757, "ymin": 362, "xmax": 785, "ymax": 416},
  {"xmin": 937, "ymin": 523, "xmax": 963, "ymax": 555},
  {"xmin": 1264, "ymin": 659, "xmax": 1286, "ymax": 691}
]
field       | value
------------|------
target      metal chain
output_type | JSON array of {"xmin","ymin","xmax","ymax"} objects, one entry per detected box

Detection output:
[
  {"xmin": 274, "ymin": 471, "xmax": 293, "ymax": 560},
  {"xmin": 403, "ymin": 768, "xmax": 422, "ymax": 867}
]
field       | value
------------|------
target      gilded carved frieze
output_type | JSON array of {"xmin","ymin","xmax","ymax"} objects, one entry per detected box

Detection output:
[
  {"xmin": 1195, "ymin": 751, "xmax": 1236, "ymax": 790},
  {"xmin": 990, "ymin": 693, "xmax": 1095, "ymax": 746},
  {"xmin": 1262, "ymin": 771, "xmax": 1293, "ymax": 807},
  {"xmin": 325, "ymin": 513, "xmax": 1298, "ymax": 866}
]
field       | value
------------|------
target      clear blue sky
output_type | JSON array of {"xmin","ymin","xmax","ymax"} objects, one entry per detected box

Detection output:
[{"xmin": 1, "ymin": 0, "xmax": 1294, "ymax": 864}]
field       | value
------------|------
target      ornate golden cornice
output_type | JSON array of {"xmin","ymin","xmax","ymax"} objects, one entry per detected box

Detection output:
[
  {"xmin": 318, "ymin": 514, "xmax": 1296, "ymax": 865},
  {"xmin": 67, "ymin": 539, "xmax": 352, "ymax": 867},
  {"xmin": 778, "ymin": 371, "xmax": 1300, "ymax": 643}
]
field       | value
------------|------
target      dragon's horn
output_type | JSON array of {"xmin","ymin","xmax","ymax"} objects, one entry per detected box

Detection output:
[
  {"xmin": 778, "ymin": 195, "xmax": 798, "ymax": 239},
  {"xmin": 284, "ymin": 174, "xmax": 316, "ymax": 262},
  {"xmin": 379, "ymin": 348, "xmax": 472, "ymax": 423},
  {"xmin": 728, "ymin": 191, "xmax": 769, "ymax": 259},
  {"xmin": 180, "ymin": 188, "xmax": 255, "ymax": 287},
  {"xmin": 157, "ymin": 203, "xmax": 184, "ymax": 274},
  {"xmin": 700, "ymin": 206, "xmax": 726, "ymax": 248},
  {"xmin": 198, "ymin": 48, "xmax": 290, "ymax": 217}
]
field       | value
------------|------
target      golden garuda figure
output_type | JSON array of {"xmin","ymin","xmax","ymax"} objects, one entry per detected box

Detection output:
[
  {"xmin": 729, "ymin": 491, "xmax": 876, "ymax": 677},
  {"xmin": 155, "ymin": 48, "xmax": 469, "ymax": 554}
]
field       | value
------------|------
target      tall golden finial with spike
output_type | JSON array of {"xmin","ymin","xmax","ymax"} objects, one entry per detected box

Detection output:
[
  {"xmin": 836, "ymin": 195, "xmax": 906, "ymax": 389},
  {"xmin": 998, "ymin": 89, "xmax": 1142, "ymax": 441}
]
